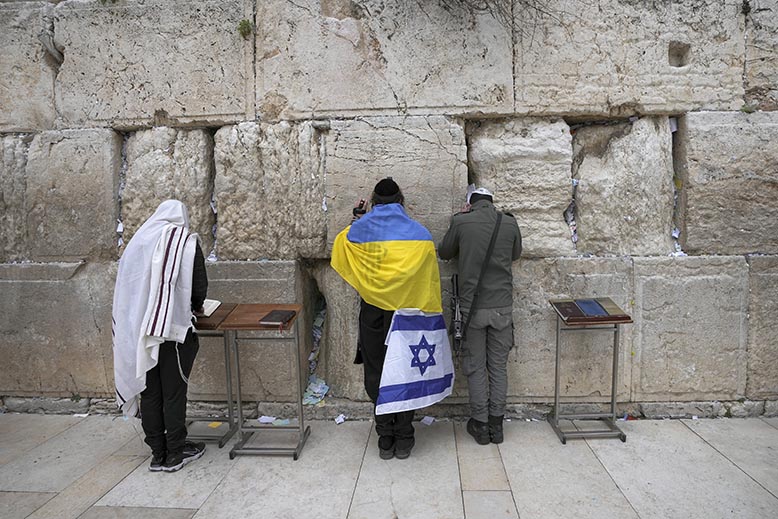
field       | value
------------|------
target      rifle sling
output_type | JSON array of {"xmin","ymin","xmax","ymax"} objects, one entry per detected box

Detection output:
[{"xmin": 461, "ymin": 212, "xmax": 502, "ymax": 341}]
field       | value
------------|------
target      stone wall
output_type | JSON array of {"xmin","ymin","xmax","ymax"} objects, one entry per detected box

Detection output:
[{"xmin": 0, "ymin": 0, "xmax": 776, "ymax": 413}]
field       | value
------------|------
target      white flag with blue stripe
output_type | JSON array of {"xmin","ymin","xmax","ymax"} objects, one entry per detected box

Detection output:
[{"xmin": 376, "ymin": 309, "xmax": 455, "ymax": 415}]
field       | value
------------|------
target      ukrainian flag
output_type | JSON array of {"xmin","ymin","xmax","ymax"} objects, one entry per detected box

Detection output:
[{"xmin": 331, "ymin": 204, "xmax": 442, "ymax": 313}]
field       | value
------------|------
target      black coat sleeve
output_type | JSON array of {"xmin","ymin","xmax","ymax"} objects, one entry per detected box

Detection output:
[{"xmin": 191, "ymin": 241, "xmax": 208, "ymax": 312}]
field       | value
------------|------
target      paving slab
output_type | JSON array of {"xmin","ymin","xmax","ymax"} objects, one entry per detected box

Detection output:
[
  {"xmin": 348, "ymin": 421, "xmax": 463, "ymax": 519},
  {"xmin": 80, "ymin": 507, "xmax": 196, "ymax": 519},
  {"xmin": 195, "ymin": 420, "xmax": 370, "ymax": 519},
  {"xmin": 683, "ymin": 418, "xmax": 778, "ymax": 497},
  {"xmin": 27, "ymin": 455, "xmax": 146, "ymax": 519},
  {"xmin": 0, "ymin": 491, "xmax": 54, "ymax": 519},
  {"xmin": 0, "ymin": 413, "xmax": 83, "ymax": 466},
  {"xmin": 463, "ymin": 490, "xmax": 518, "ymax": 519},
  {"xmin": 763, "ymin": 417, "xmax": 778, "ymax": 430},
  {"xmin": 500, "ymin": 421, "xmax": 637, "ymax": 519},
  {"xmin": 0, "ymin": 416, "xmax": 138, "ymax": 492},
  {"xmin": 587, "ymin": 420, "xmax": 778, "ymax": 519},
  {"xmin": 455, "ymin": 422, "xmax": 510, "ymax": 491},
  {"xmin": 96, "ymin": 438, "xmax": 238, "ymax": 510}
]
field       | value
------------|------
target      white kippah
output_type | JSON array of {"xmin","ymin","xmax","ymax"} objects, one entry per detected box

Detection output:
[{"xmin": 466, "ymin": 186, "xmax": 494, "ymax": 204}]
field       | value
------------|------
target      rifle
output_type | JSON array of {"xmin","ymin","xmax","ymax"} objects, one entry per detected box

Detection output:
[{"xmin": 451, "ymin": 274, "xmax": 463, "ymax": 352}]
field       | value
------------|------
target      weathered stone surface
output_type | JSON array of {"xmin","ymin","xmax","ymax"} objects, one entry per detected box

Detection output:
[
  {"xmin": 514, "ymin": 0, "xmax": 745, "ymax": 115},
  {"xmin": 640, "ymin": 402, "xmax": 726, "ymax": 419},
  {"xmin": 0, "ymin": 262, "xmax": 115, "ymax": 397},
  {"xmin": 727, "ymin": 400, "xmax": 765, "ymax": 418},
  {"xmin": 257, "ymin": 0, "xmax": 512, "ymax": 119},
  {"xmin": 122, "ymin": 127, "xmax": 215, "ymax": 255},
  {"xmin": 309, "ymin": 261, "xmax": 363, "ymax": 400},
  {"xmin": 214, "ymin": 122, "xmax": 326, "ymax": 260},
  {"xmin": 574, "ymin": 117, "xmax": 675, "ymax": 256},
  {"xmin": 0, "ymin": 2, "xmax": 56, "ymax": 131},
  {"xmin": 467, "ymin": 119, "xmax": 574, "ymax": 258},
  {"xmin": 632, "ymin": 257, "xmax": 748, "ymax": 401},
  {"xmin": 324, "ymin": 116, "xmax": 467, "ymax": 248},
  {"xmin": 746, "ymin": 256, "xmax": 778, "ymax": 399},
  {"xmin": 0, "ymin": 134, "xmax": 32, "ymax": 262},
  {"xmin": 4, "ymin": 396, "xmax": 90, "ymax": 415},
  {"xmin": 187, "ymin": 261, "xmax": 310, "ymax": 402},
  {"xmin": 680, "ymin": 112, "xmax": 778, "ymax": 255},
  {"xmin": 53, "ymin": 0, "xmax": 253, "ymax": 128},
  {"xmin": 25, "ymin": 129, "xmax": 121, "ymax": 261},
  {"xmin": 746, "ymin": 0, "xmax": 778, "ymax": 110},
  {"xmin": 764, "ymin": 400, "xmax": 778, "ymax": 417},
  {"xmin": 511, "ymin": 257, "xmax": 634, "ymax": 400}
]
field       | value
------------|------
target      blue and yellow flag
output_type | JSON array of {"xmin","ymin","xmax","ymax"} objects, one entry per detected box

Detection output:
[{"xmin": 331, "ymin": 204, "xmax": 442, "ymax": 313}]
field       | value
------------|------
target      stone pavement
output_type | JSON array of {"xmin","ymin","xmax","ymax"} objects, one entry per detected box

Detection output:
[{"xmin": 0, "ymin": 414, "xmax": 776, "ymax": 519}]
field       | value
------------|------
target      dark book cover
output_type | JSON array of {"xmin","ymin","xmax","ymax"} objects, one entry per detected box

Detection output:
[
  {"xmin": 554, "ymin": 301, "xmax": 586, "ymax": 320},
  {"xmin": 259, "ymin": 309, "xmax": 297, "ymax": 326}
]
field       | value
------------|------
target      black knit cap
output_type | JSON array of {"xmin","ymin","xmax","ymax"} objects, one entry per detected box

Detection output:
[
  {"xmin": 372, "ymin": 177, "xmax": 403, "ymax": 205},
  {"xmin": 374, "ymin": 177, "xmax": 399, "ymax": 196}
]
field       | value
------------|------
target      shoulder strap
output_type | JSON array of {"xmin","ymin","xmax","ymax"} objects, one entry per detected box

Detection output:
[{"xmin": 462, "ymin": 212, "xmax": 502, "ymax": 340}]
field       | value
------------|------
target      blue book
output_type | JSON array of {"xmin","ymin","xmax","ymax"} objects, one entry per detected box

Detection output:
[{"xmin": 575, "ymin": 299, "xmax": 608, "ymax": 317}]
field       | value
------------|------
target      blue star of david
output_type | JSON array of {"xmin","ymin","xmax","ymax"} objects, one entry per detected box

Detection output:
[{"xmin": 409, "ymin": 335, "xmax": 436, "ymax": 376}]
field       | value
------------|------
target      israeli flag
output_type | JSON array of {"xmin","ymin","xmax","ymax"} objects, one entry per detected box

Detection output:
[{"xmin": 376, "ymin": 309, "xmax": 455, "ymax": 415}]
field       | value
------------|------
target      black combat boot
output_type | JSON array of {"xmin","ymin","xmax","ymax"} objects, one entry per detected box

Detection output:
[
  {"xmin": 488, "ymin": 415, "xmax": 504, "ymax": 444},
  {"xmin": 467, "ymin": 418, "xmax": 490, "ymax": 445}
]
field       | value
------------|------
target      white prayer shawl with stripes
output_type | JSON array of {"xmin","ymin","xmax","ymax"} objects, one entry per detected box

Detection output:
[{"xmin": 112, "ymin": 200, "xmax": 198, "ymax": 417}]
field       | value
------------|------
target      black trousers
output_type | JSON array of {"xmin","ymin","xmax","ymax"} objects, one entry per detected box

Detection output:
[
  {"xmin": 140, "ymin": 330, "xmax": 199, "ymax": 457},
  {"xmin": 359, "ymin": 300, "xmax": 414, "ymax": 445}
]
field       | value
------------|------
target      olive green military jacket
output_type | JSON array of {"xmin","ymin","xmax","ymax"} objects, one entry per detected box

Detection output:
[{"xmin": 438, "ymin": 200, "xmax": 522, "ymax": 311}]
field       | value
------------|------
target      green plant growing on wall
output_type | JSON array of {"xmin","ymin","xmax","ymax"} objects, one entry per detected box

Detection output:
[{"xmin": 238, "ymin": 19, "xmax": 253, "ymax": 40}]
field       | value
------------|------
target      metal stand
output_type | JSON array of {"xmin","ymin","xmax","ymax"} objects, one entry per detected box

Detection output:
[
  {"xmin": 185, "ymin": 330, "xmax": 239, "ymax": 448},
  {"xmin": 548, "ymin": 317, "xmax": 627, "ymax": 445},
  {"xmin": 228, "ymin": 319, "xmax": 311, "ymax": 460}
]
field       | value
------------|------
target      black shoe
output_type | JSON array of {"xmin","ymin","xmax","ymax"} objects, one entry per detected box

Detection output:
[
  {"xmin": 378, "ymin": 435, "xmax": 395, "ymax": 460},
  {"xmin": 467, "ymin": 418, "xmax": 490, "ymax": 445},
  {"xmin": 148, "ymin": 452, "xmax": 166, "ymax": 472},
  {"xmin": 394, "ymin": 437, "xmax": 415, "ymax": 460},
  {"xmin": 489, "ymin": 415, "xmax": 504, "ymax": 444},
  {"xmin": 163, "ymin": 441, "xmax": 205, "ymax": 472}
]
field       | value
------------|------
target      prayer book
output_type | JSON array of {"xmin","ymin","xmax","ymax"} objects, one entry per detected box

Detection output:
[
  {"xmin": 259, "ymin": 309, "xmax": 297, "ymax": 327},
  {"xmin": 550, "ymin": 297, "xmax": 631, "ymax": 324},
  {"xmin": 201, "ymin": 299, "xmax": 221, "ymax": 317}
]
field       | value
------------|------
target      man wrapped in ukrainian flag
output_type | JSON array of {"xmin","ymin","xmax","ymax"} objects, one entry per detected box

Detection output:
[{"xmin": 331, "ymin": 178, "xmax": 450, "ymax": 460}]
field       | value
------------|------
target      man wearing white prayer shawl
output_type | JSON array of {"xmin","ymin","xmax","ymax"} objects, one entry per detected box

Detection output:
[{"xmin": 112, "ymin": 200, "xmax": 208, "ymax": 473}]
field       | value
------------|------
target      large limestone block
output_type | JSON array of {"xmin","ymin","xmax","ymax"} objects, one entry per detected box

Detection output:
[
  {"xmin": 632, "ymin": 257, "xmax": 748, "ymax": 401},
  {"xmin": 746, "ymin": 0, "xmax": 778, "ymax": 110},
  {"xmin": 574, "ymin": 117, "xmax": 674, "ymax": 256},
  {"xmin": 746, "ymin": 256, "xmax": 778, "ymax": 399},
  {"xmin": 187, "ymin": 261, "xmax": 310, "ymax": 402},
  {"xmin": 514, "ymin": 0, "xmax": 745, "ymax": 115},
  {"xmin": 257, "ymin": 0, "xmax": 512, "ymax": 119},
  {"xmin": 0, "ymin": 134, "xmax": 32, "ymax": 262},
  {"xmin": 0, "ymin": 262, "xmax": 115, "ymax": 397},
  {"xmin": 121, "ymin": 127, "xmax": 215, "ymax": 255},
  {"xmin": 25, "ymin": 129, "xmax": 121, "ymax": 261},
  {"xmin": 511, "ymin": 257, "xmax": 634, "ymax": 401},
  {"xmin": 0, "ymin": 2, "xmax": 56, "ymax": 131},
  {"xmin": 325, "ymin": 116, "xmax": 468, "ymax": 248},
  {"xmin": 214, "ymin": 122, "xmax": 326, "ymax": 260},
  {"xmin": 53, "ymin": 0, "xmax": 253, "ymax": 128},
  {"xmin": 467, "ymin": 119, "xmax": 574, "ymax": 257},
  {"xmin": 680, "ymin": 112, "xmax": 778, "ymax": 255}
]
